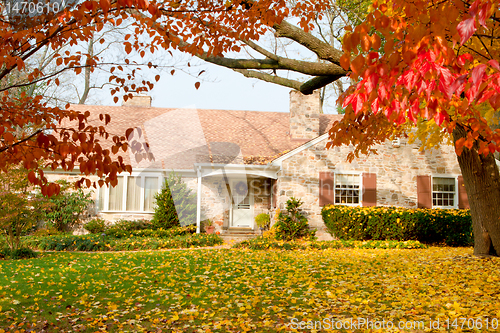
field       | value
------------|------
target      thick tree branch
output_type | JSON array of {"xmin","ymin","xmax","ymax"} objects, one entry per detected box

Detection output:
[
  {"xmin": 273, "ymin": 20, "xmax": 343, "ymax": 65},
  {"xmin": 299, "ymin": 75, "xmax": 344, "ymax": 95},
  {"xmin": 233, "ymin": 69, "xmax": 302, "ymax": 90},
  {"xmin": 199, "ymin": 53, "xmax": 345, "ymax": 76}
]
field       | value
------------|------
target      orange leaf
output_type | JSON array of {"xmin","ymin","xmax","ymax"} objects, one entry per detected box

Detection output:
[
  {"xmin": 100, "ymin": 0, "xmax": 110, "ymax": 13},
  {"xmin": 340, "ymin": 53, "xmax": 351, "ymax": 70},
  {"xmin": 195, "ymin": 82, "xmax": 201, "ymax": 90},
  {"xmin": 361, "ymin": 34, "xmax": 372, "ymax": 52},
  {"xmin": 148, "ymin": 3, "xmax": 157, "ymax": 15},
  {"xmin": 28, "ymin": 171, "xmax": 37, "ymax": 184},
  {"xmin": 125, "ymin": 43, "xmax": 132, "ymax": 54},
  {"xmin": 371, "ymin": 34, "xmax": 381, "ymax": 50},
  {"xmin": 350, "ymin": 55, "xmax": 365, "ymax": 75},
  {"xmin": 464, "ymin": 139, "xmax": 474, "ymax": 150}
]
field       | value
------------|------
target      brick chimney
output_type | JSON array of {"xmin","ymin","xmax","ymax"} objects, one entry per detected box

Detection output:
[
  {"xmin": 123, "ymin": 94, "xmax": 152, "ymax": 107},
  {"xmin": 289, "ymin": 90, "xmax": 320, "ymax": 140}
]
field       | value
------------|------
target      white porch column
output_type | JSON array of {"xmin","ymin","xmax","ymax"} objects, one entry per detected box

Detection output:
[{"xmin": 196, "ymin": 166, "xmax": 202, "ymax": 234}]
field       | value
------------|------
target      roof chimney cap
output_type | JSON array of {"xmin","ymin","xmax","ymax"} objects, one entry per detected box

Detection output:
[{"xmin": 122, "ymin": 93, "xmax": 152, "ymax": 107}]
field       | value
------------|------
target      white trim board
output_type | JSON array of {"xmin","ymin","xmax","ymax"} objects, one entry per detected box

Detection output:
[{"xmin": 270, "ymin": 134, "xmax": 328, "ymax": 167}]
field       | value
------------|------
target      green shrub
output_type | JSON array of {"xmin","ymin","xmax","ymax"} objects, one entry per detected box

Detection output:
[
  {"xmin": 40, "ymin": 180, "xmax": 93, "ymax": 232},
  {"xmin": 103, "ymin": 219, "xmax": 151, "ymax": 238},
  {"xmin": 255, "ymin": 213, "xmax": 270, "ymax": 229},
  {"xmin": 24, "ymin": 233, "xmax": 222, "ymax": 251},
  {"xmin": 274, "ymin": 197, "xmax": 315, "ymax": 241},
  {"xmin": 105, "ymin": 224, "xmax": 196, "ymax": 239},
  {"xmin": 1, "ymin": 247, "xmax": 39, "ymax": 259},
  {"xmin": 5, "ymin": 247, "xmax": 39, "ymax": 259},
  {"xmin": 109, "ymin": 234, "xmax": 223, "ymax": 251},
  {"xmin": 31, "ymin": 227, "xmax": 61, "ymax": 237},
  {"xmin": 25, "ymin": 234, "xmax": 110, "ymax": 251},
  {"xmin": 321, "ymin": 205, "xmax": 473, "ymax": 246},
  {"xmin": 233, "ymin": 237, "xmax": 427, "ymax": 250},
  {"xmin": 84, "ymin": 218, "xmax": 106, "ymax": 234},
  {"xmin": 151, "ymin": 172, "xmax": 196, "ymax": 229}
]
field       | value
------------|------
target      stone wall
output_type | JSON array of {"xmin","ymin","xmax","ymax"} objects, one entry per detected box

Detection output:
[
  {"xmin": 275, "ymin": 137, "xmax": 462, "ymax": 239},
  {"xmin": 289, "ymin": 90, "xmax": 320, "ymax": 140}
]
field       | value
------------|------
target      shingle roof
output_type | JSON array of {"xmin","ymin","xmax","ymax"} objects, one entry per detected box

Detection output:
[{"xmin": 67, "ymin": 105, "xmax": 343, "ymax": 170}]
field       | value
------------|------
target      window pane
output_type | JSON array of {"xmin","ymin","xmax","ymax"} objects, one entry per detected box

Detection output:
[
  {"xmin": 144, "ymin": 177, "xmax": 158, "ymax": 212},
  {"xmin": 335, "ymin": 174, "xmax": 360, "ymax": 205},
  {"xmin": 127, "ymin": 177, "xmax": 141, "ymax": 211},
  {"xmin": 432, "ymin": 177, "xmax": 455, "ymax": 207},
  {"xmin": 109, "ymin": 177, "xmax": 124, "ymax": 211}
]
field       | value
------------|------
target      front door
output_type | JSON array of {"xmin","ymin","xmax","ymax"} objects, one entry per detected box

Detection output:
[{"xmin": 230, "ymin": 179, "xmax": 253, "ymax": 228}]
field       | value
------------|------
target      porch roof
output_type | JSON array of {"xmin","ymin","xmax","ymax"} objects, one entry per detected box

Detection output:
[{"xmin": 194, "ymin": 163, "xmax": 280, "ymax": 179}]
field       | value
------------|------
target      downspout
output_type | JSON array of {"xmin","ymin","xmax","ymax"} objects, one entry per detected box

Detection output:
[{"xmin": 196, "ymin": 165, "xmax": 202, "ymax": 234}]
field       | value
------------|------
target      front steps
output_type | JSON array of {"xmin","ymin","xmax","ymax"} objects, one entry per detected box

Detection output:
[{"xmin": 220, "ymin": 227, "xmax": 260, "ymax": 243}]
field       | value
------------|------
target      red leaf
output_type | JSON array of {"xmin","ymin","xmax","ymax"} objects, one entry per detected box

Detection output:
[
  {"xmin": 450, "ymin": 74, "xmax": 468, "ymax": 96},
  {"xmin": 457, "ymin": 17, "xmax": 476, "ymax": 45},
  {"xmin": 408, "ymin": 109, "xmax": 417, "ymax": 125},
  {"xmin": 402, "ymin": 70, "xmax": 417, "ymax": 91},
  {"xmin": 471, "ymin": 64, "xmax": 487, "ymax": 85},
  {"xmin": 458, "ymin": 54, "xmax": 474, "ymax": 66},
  {"xmin": 489, "ymin": 60, "xmax": 500, "ymax": 71},
  {"xmin": 371, "ymin": 98, "xmax": 380, "ymax": 114},
  {"xmin": 434, "ymin": 111, "xmax": 446, "ymax": 126},
  {"xmin": 343, "ymin": 94, "xmax": 355, "ymax": 108},
  {"xmin": 378, "ymin": 84, "xmax": 388, "ymax": 102},
  {"xmin": 195, "ymin": 82, "xmax": 201, "ymax": 90},
  {"xmin": 478, "ymin": 1, "xmax": 491, "ymax": 28}
]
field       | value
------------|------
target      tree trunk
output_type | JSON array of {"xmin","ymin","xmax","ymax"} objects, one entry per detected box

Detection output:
[{"xmin": 453, "ymin": 124, "xmax": 500, "ymax": 257}]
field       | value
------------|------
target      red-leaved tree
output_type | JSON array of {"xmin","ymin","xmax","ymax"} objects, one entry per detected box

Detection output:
[{"xmin": 334, "ymin": 0, "xmax": 500, "ymax": 256}]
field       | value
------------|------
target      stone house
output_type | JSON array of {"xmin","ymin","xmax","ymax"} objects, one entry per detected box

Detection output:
[{"xmin": 47, "ymin": 91, "xmax": 470, "ymax": 239}]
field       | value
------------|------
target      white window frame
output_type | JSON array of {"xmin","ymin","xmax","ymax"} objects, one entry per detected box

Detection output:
[
  {"xmin": 97, "ymin": 171, "xmax": 163, "ymax": 213},
  {"xmin": 333, "ymin": 172, "xmax": 363, "ymax": 206},
  {"xmin": 431, "ymin": 175, "xmax": 458, "ymax": 209}
]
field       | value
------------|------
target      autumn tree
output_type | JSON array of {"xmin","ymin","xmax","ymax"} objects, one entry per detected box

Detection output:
[
  {"xmin": 0, "ymin": 0, "xmax": 326, "ymax": 195},
  {"xmin": 329, "ymin": 0, "xmax": 500, "ymax": 257},
  {"xmin": 0, "ymin": 164, "xmax": 48, "ymax": 251}
]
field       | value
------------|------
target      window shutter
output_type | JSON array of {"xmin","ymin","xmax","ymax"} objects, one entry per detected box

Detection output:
[
  {"xmin": 417, "ymin": 175, "xmax": 432, "ymax": 208},
  {"xmin": 319, "ymin": 172, "xmax": 334, "ymax": 206},
  {"xmin": 272, "ymin": 179, "xmax": 277, "ymax": 209},
  {"xmin": 362, "ymin": 173, "xmax": 377, "ymax": 207},
  {"xmin": 458, "ymin": 176, "xmax": 470, "ymax": 209}
]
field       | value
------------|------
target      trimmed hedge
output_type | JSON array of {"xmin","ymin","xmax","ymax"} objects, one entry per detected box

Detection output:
[
  {"xmin": 1, "ymin": 247, "xmax": 38, "ymax": 259},
  {"xmin": 322, "ymin": 205, "xmax": 473, "ymax": 246},
  {"xmin": 23, "ymin": 233, "xmax": 223, "ymax": 252},
  {"xmin": 233, "ymin": 237, "xmax": 427, "ymax": 250},
  {"xmin": 103, "ymin": 224, "xmax": 196, "ymax": 239}
]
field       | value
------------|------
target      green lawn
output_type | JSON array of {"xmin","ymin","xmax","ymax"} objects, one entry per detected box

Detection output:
[{"xmin": 0, "ymin": 247, "xmax": 499, "ymax": 332}]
